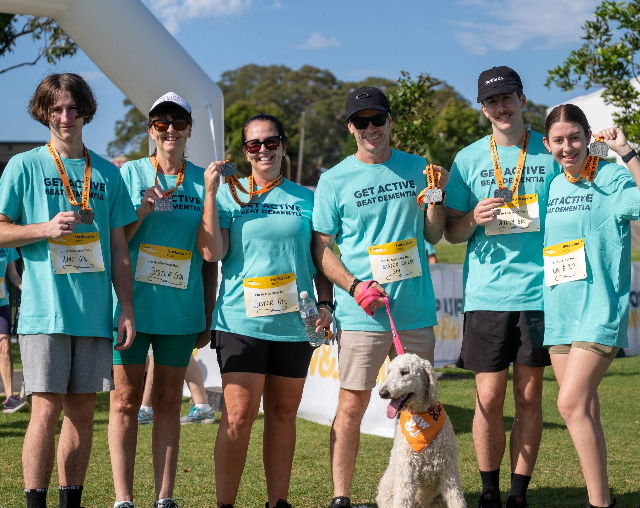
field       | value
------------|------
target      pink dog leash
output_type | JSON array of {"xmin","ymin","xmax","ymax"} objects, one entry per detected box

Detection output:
[{"xmin": 355, "ymin": 280, "xmax": 404, "ymax": 355}]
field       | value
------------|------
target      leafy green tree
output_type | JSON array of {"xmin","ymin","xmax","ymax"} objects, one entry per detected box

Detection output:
[
  {"xmin": 0, "ymin": 14, "xmax": 77, "ymax": 75},
  {"xmin": 106, "ymin": 99, "xmax": 149, "ymax": 159},
  {"xmin": 523, "ymin": 100, "xmax": 549, "ymax": 134},
  {"xmin": 546, "ymin": 0, "xmax": 640, "ymax": 144}
]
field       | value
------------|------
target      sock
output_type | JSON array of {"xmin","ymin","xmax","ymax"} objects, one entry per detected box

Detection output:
[
  {"xmin": 25, "ymin": 488, "xmax": 48, "ymax": 508},
  {"xmin": 195, "ymin": 403, "xmax": 211, "ymax": 411},
  {"xmin": 479, "ymin": 469, "xmax": 500, "ymax": 493},
  {"xmin": 509, "ymin": 473, "xmax": 531, "ymax": 499},
  {"xmin": 59, "ymin": 485, "xmax": 83, "ymax": 508},
  {"xmin": 141, "ymin": 405, "xmax": 153, "ymax": 413}
]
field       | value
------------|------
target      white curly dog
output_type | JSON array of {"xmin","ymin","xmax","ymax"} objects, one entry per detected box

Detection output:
[{"xmin": 377, "ymin": 353, "xmax": 466, "ymax": 508}]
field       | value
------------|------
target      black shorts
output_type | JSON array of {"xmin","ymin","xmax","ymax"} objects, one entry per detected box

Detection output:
[
  {"xmin": 0, "ymin": 305, "xmax": 11, "ymax": 335},
  {"xmin": 215, "ymin": 331, "xmax": 314, "ymax": 378},
  {"xmin": 457, "ymin": 310, "xmax": 550, "ymax": 372}
]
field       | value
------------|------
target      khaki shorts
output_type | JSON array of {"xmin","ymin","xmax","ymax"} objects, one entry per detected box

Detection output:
[
  {"xmin": 548, "ymin": 342, "xmax": 620, "ymax": 361},
  {"xmin": 337, "ymin": 327, "xmax": 436, "ymax": 390}
]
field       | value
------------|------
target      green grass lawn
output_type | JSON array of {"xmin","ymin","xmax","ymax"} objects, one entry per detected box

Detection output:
[{"xmin": 1, "ymin": 358, "xmax": 639, "ymax": 507}]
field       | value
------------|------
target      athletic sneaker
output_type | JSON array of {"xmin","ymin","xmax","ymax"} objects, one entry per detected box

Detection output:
[
  {"xmin": 506, "ymin": 495, "xmax": 528, "ymax": 507},
  {"xmin": 3, "ymin": 395, "xmax": 30, "ymax": 413},
  {"xmin": 478, "ymin": 490, "xmax": 502, "ymax": 508},
  {"xmin": 153, "ymin": 499, "xmax": 184, "ymax": 508},
  {"xmin": 328, "ymin": 497, "xmax": 351, "ymax": 508},
  {"xmin": 114, "ymin": 502, "xmax": 136, "ymax": 508},
  {"xmin": 266, "ymin": 500, "xmax": 293, "ymax": 508},
  {"xmin": 180, "ymin": 406, "xmax": 215, "ymax": 425},
  {"xmin": 137, "ymin": 407, "xmax": 153, "ymax": 425}
]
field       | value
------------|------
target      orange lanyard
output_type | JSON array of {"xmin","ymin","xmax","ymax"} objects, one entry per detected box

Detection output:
[
  {"xmin": 47, "ymin": 141, "xmax": 93, "ymax": 211},
  {"xmin": 563, "ymin": 137, "xmax": 603, "ymax": 183},
  {"xmin": 227, "ymin": 174, "xmax": 283, "ymax": 206},
  {"xmin": 417, "ymin": 164, "xmax": 441, "ymax": 209},
  {"xmin": 152, "ymin": 157, "xmax": 186, "ymax": 197},
  {"xmin": 490, "ymin": 131, "xmax": 530, "ymax": 194}
]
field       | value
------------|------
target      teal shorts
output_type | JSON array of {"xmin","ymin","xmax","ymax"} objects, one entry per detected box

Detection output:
[{"xmin": 112, "ymin": 330, "xmax": 199, "ymax": 367}]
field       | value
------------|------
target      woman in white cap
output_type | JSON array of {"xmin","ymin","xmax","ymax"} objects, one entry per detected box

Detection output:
[{"xmin": 108, "ymin": 92, "xmax": 221, "ymax": 508}]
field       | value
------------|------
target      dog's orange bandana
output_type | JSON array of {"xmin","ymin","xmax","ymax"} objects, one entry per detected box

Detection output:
[{"xmin": 399, "ymin": 402, "xmax": 446, "ymax": 453}]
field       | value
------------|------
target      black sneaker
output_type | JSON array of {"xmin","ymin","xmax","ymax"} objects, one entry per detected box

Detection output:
[
  {"xmin": 588, "ymin": 500, "xmax": 616, "ymax": 508},
  {"xmin": 3, "ymin": 395, "xmax": 30, "ymax": 413},
  {"xmin": 329, "ymin": 497, "xmax": 351, "ymax": 508},
  {"xmin": 265, "ymin": 500, "xmax": 293, "ymax": 508},
  {"xmin": 478, "ymin": 490, "xmax": 502, "ymax": 508},
  {"xmin": 506, "ymin": 495, "xmax": 528, "ymax": 507},
  {"xmin": 217, "ymin": 504, "xmax": 233, "ymax": 508},
  {"xmin": 154, "ymin": 499, "xmax": 184, "ymax": 508}
]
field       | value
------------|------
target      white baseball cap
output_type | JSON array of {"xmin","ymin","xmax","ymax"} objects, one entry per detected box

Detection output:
[{"xmin": 149, "ymin": 92, "xmax": 191, "ymax": 114}]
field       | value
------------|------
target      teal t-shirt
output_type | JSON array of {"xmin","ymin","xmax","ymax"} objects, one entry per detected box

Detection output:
[
  {"xmin": 543, "ymin": 162, "xmax": 640, "ymax": 348},
  {"xmin": 212, "ymin": 178, "xmax": 317, "ymax": 342},
  {"xmin": 0, "ymin": 248, "xmax": 19, "ymax": 307},
  {"xmin": 312, "ymin": 149, "xmax": 437, "ymax": 332},
  {"xmin": 425, "ymin": 242, "xmax": 436, "ymax": 257},
  {"xmin": 446, "ymin": 131, "xmax": 561, "ymax": 312},
  {"xmin": 0, "ymin": 146, "xmax": 137, "ymax": 338},
  {"xmin": 113, "ymin": 158, "xmax": 206, "ymax": 335}
]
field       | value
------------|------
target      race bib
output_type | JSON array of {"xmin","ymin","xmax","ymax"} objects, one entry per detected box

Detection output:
[
  {"xmin": 543, "ymin": 239, "xmax": 587, "ymax": 286},
  {"xmin": 0, "ymin": 277, "xmax": 5, "ymax": 300},
  {"xmin": 243, "ymin": 272, "xmax": 299, "ymax": 318},
  {"xmin": 135, "ymin": 244, "xmax": 192, "ymax": 289},
  {"xmin": 368, "ymin": 238, "xmax": 422, "ymax": 284},
  {"xmin": 49, "ymin": 233, "xmax": 105, "ymax": 274},
  {"xmin": 486, "ymin": 194, "xmax": 541, "ymax": 236}
]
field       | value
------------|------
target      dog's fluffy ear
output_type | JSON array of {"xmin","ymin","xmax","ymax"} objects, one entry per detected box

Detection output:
[{"xmin": 421, "ymin": 359, "xmax": 438, "ymax": 405}]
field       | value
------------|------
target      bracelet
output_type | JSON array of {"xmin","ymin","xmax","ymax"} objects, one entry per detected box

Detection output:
[
  {"xmin": 349, "ymin": 278, "xmax": 362, "ymax": 297},
  {"xmin": 622, "ymin": 149, "xmax": 637, "ymax": 164},
  {"xmin": 434, "ymin": 190, "xmax": 446, "ymax": 206},
  {"xmin": 317, "ymin": 300, "xmax": 335, "ymax": 313}
]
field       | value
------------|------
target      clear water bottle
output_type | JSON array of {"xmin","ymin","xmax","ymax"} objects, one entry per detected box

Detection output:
[{"xmin": 299, "ymin": 291, "xmax": 325, "ymax": 347}]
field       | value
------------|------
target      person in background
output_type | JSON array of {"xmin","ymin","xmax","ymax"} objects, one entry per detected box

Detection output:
[
  {"xmin": 542, "ymin": 104, "xmax": 640, "ymax": 508},
  {"xmin": 425, "ymin": 241, "xmax": 438, "ymax": 264},
  {"xmin": 0, "ymin": 248, "xmax": 26, "ymax": 412}
]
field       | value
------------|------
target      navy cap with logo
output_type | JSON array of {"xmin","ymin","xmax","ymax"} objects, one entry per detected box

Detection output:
[
  {"xmin": 477, "ymin": 66, "xmax": 523, "ymax": 103},
  {"xmin": 346, "ymin": 86, "xmax": 390, "ymax": 121}
]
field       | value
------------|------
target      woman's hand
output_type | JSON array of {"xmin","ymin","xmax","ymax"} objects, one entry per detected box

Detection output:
[
  {"xmin": 204, "ymin": 161, "xmax": 224, "ymax": 195},
  {"xmin": 595, "ymin": 127, "xmax": 631, "ymax": 157},
  {"xmin": 315, "ymin": 306, "xmax": 333, "ymax": 333},
  {"xmin": 139, "ymin": 185, "xmax": 165, "ymax": 219}
]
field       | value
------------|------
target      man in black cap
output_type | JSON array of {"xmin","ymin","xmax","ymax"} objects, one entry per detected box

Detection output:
[
  {"xmin": 312, "ymin": 86, "xmax": 448, "ymax": 508},
  {"xmin": 444, "ymin": 67, "xmax": 561, "ymax": 507}
]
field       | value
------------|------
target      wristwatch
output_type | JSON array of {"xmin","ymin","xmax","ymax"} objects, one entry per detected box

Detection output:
[
  {"xmin": 434, "ymin": 191, "xmax": 446, "ymax": 206},
  {"xmin": 317, "ymin": 300, "xmax": 335, "ymax": 313},
  {"xmin": 622, "ymin": 149, "xmax": 637, "ymax": 164}
]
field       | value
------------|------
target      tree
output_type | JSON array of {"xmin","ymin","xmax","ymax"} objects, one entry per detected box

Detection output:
[
  {"xmin": 106, "ymin": 99, "xmax": 149, "ymax": 159},
  {"xmin": 546, "ymin": 0, "xmax": 640, "ymax": 144},
  {"xmin": 523, "ymin": 100, "xmax": 548, "ymax": 134},
  {"xmin": 0, "ymin": 14, "xmax": 77, "ymax": 75}
]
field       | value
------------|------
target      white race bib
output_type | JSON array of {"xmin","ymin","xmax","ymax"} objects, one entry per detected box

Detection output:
[
  {"xmin": 368, "ymin": 238, "xmax": 422, "ymax": 284},
  {"xmin": 0, "ymin": 277, "xmax": 5, "ymax": 300},
  {"xmin": 135, "ymin": 244, "xmax": 192, "ymax": 289},
  {"xmin": 543, "ymin": 239, "xmax": 588, "ymax": 286},
  {"xmin": 243, "ymin": 272, "xmax": 299, "ymax": 318},
  {"xmin": 486, "ymin": 194, "xmax": 541, "ymax": 236},
  {"xmin": 49, "ymin": 233, "xmax": 105, "ymax": 274}
]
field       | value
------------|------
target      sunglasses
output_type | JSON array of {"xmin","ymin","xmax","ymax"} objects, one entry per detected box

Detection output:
[
  {"xmin": 350, "ymin": 113, "xmax": 388, "ymax": 130},
  {"xmin": 243, "ymin": 136, "xmax": 283, "ymax": 154},
  {"xmin": 152, "ymin": 119, "xmax": 189, "ymax": 132}
]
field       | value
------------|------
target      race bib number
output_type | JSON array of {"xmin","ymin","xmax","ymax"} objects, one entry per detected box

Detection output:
[
  {"xmin": 0, "ymin": 277, "xmax": 5, "ymax": 299},
  {"xmin": 368, "ymin": 238, "xmax": 422, "ymax": 284},
  {"xmin": 243, "ymin": 272, "xmax": 299, "ymax": 318},
  {"xmin": 135, "ymin": 244, "xmax": 192, "ymax": 289},
  {"xmin": 486, "ymin": 194, "xmax": 541, "ymax": 236},
  {"xmin": 543, "ymin": 239, "xmax": 587, "ymax": 286},
  {"xmin": 49, "ymin": 233, "xmax": 105, "ymax": 274}
]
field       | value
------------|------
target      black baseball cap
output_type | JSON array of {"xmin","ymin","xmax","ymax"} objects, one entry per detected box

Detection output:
[
  {"xmin": 346, "ymin": 86, "xmax": 390, "ymax": 121},
  {"xmin": 477, "ymin": 66, "xmax": 523, "ymax": 103}
]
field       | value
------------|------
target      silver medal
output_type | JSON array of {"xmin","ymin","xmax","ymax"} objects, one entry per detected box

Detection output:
[
  {"xmin": 154, "ymin": 197, "xmax": 173, "ymax": 212},
  {"xmin": 589, "ymin": 141, "xmax": 609, "ymax": 158},
  {"xmin": 494, "ymin": 188, "xmax": 513, "ymax": 202},
  {"xmin": 79, "ymin": 209, "xmax": 95, "ymax": 225},
  {"xmin": 422, "ymin": 188, "xmax": 443, "ymax": 204},
  {"xmin": 222, "ymin": 162, "xmax": 237, "ymax": 177}
]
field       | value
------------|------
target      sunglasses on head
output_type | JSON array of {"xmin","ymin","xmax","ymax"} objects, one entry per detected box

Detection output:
[
  {"xmin": 350, "ymin": 113, "xmax": 388, "ymax": 130},
  {"xmin": 152, "ymin": 119, "xmax": 189, "ymax": 132},
  {"xmin": 243, "ymin": 136, "xmax": 283, "ymax": 153}
]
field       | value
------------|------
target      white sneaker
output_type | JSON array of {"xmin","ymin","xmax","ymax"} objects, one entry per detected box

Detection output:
[{"xmin": 137, "ymin": 407, "xmax": 153, "ymax": 425}]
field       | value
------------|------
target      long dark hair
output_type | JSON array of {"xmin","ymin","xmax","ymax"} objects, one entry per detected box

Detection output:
[{"xmin": 545, "ymin": 104, "xmax": 590, "ymax": 138}]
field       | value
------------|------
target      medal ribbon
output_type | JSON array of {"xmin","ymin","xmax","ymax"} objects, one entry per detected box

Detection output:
[
  {"xmin": 47, "ymin": 141, "xmax": 93, "ymax": 212},
  {"xmin": 227, "ymin": 174, "xmax": 283, "ymax": 206},
  {"xmin": 152, "ymin": 157, "xmax": 186, "ymax": 197},
  {"xmin": 417, "ymin": 164, "xmax": 441, "ymax": 209},
  {"xmin": 563, "ymin": 136, "xmax": 603, "ymax": 183},
  {"xmin": 490, "ymin": 131, "xmax": 530, "ymax": 196}
]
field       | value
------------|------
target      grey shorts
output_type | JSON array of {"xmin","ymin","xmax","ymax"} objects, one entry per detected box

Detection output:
[{"xmin": 19, "ymin": 334, "xmax": 113, "ymax": 395}]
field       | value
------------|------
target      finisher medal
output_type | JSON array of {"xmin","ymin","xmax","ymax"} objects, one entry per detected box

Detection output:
[
  {"xmin": 154, "ymin": 197, "xmax": 174, "ymax": 212},
  {"xmin": 589, "ymin": 138, "xmax": 609, "ymax": 158},
  {"xmin": 422, "ymin": 188, "xmax": 443, "ymax": 204},
  {"xmin": 494, "ymin": 188, "xmax": 513, "ymax": 202},
  {"xmin": 79, "ymin": 209, "xmax": 95, "ymax": 225},
  {"xmin": 222, "ymin": 162, "xmax": 237, "ymax": 177}
]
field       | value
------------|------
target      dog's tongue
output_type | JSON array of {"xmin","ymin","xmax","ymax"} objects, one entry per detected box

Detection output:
[{"xmin": 386, "ymin": 398, "xmax": 404, "ymax": 419}]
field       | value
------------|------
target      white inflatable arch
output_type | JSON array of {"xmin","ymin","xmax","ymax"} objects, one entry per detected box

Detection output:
[{"xmin": 0, "ymin": 0, "xmax": 224, "ymax": 168}]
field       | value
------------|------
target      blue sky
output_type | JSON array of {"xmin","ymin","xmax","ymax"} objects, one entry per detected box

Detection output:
[{"xmin": 0, "ymin": 0, "xmax": 602, "ymax": 155}]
